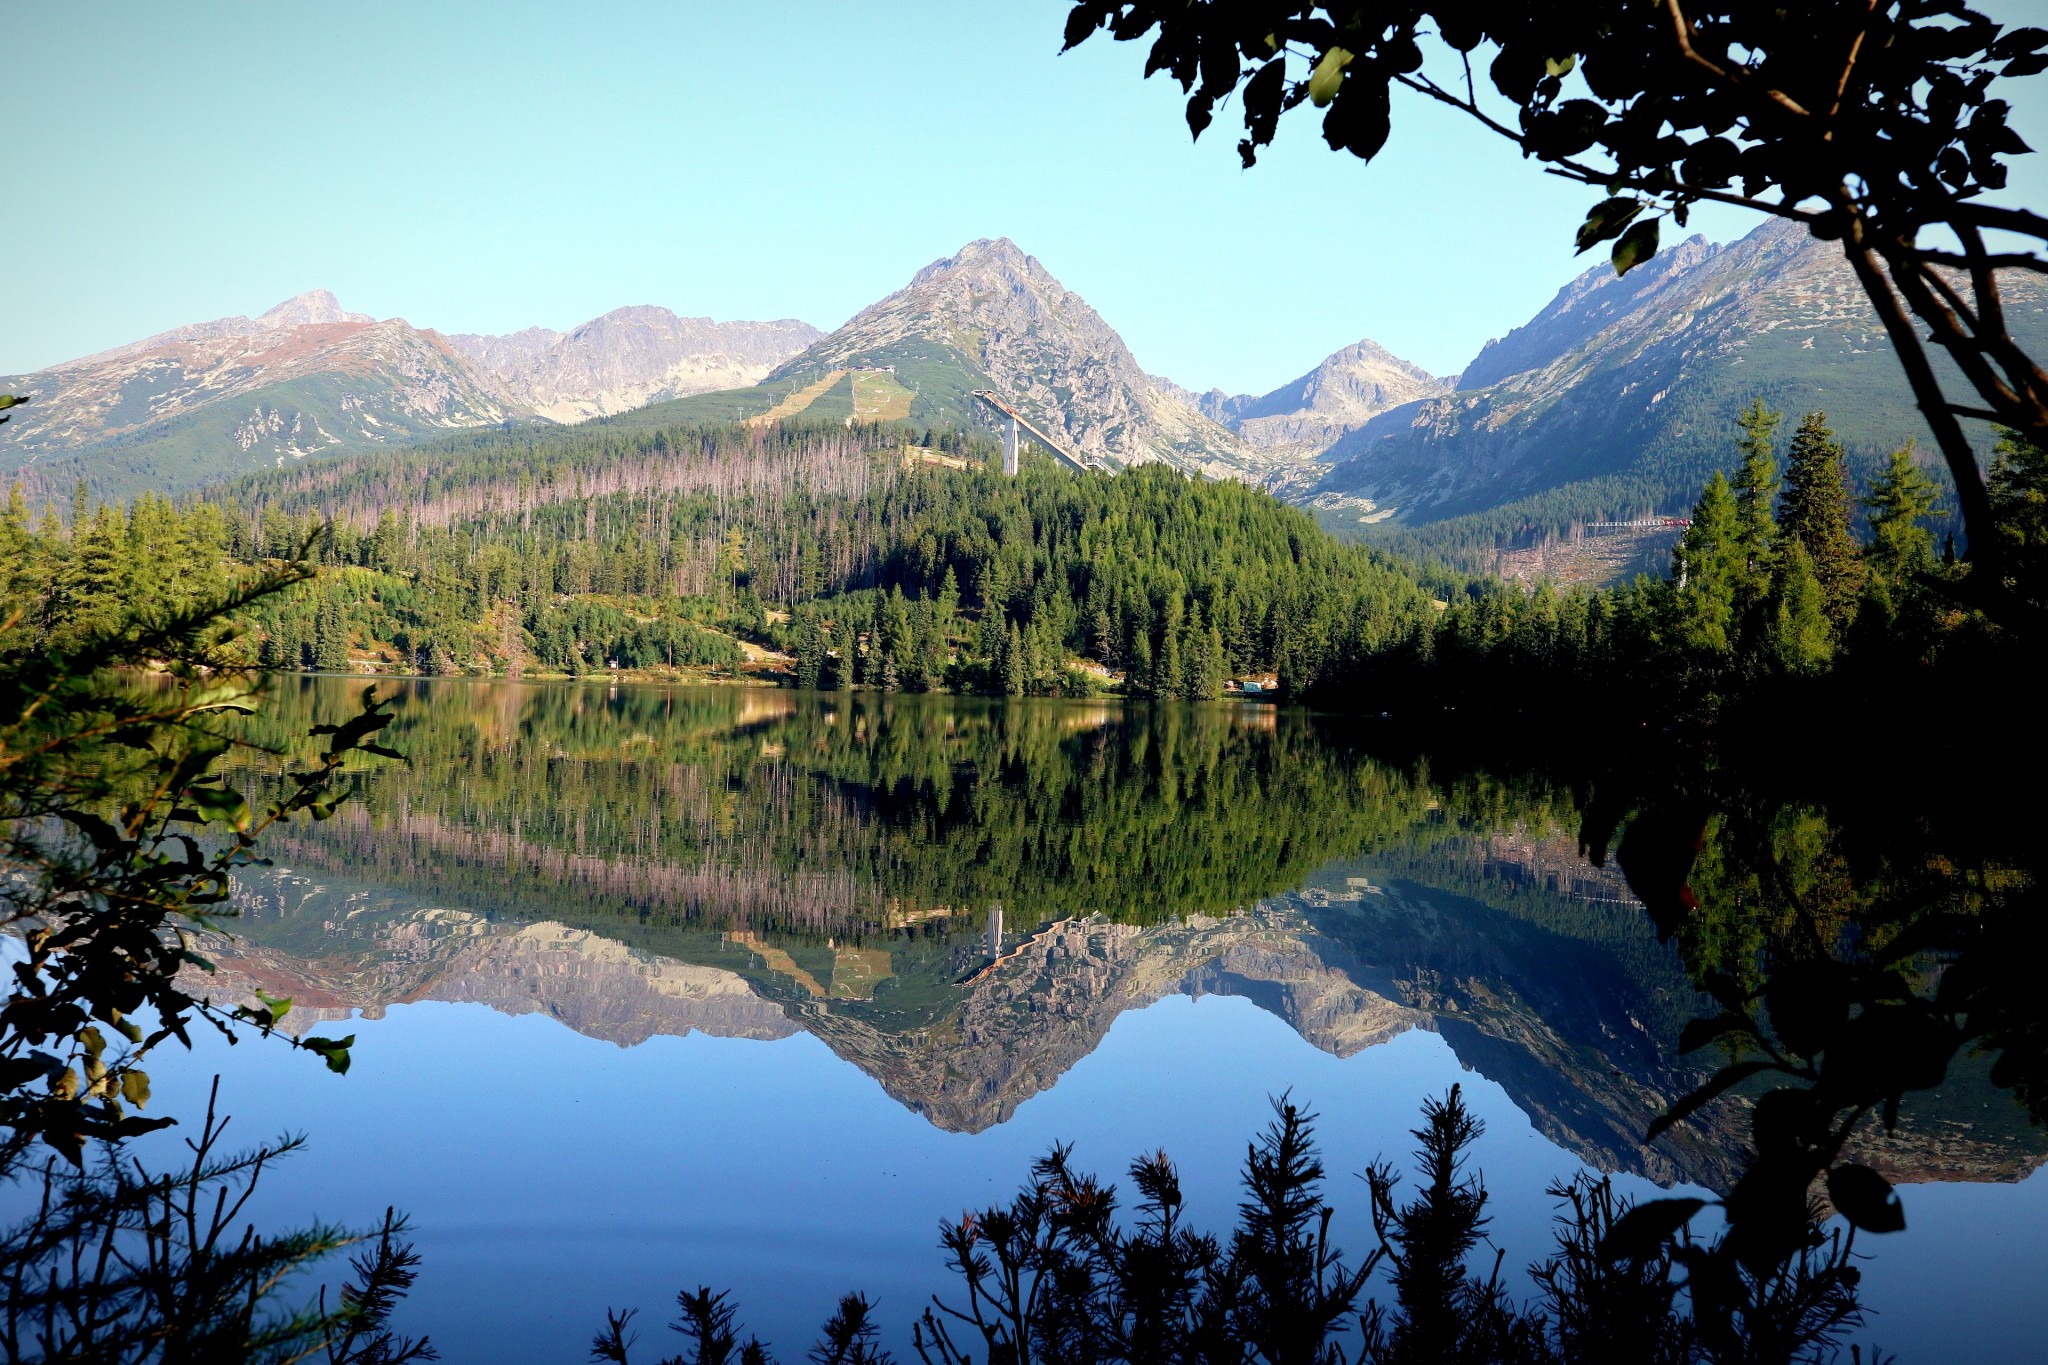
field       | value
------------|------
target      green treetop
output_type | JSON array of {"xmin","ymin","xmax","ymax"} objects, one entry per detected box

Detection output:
[
  {"xmin": 1777, "ymin": 413, "xmax": 1865, "ymax": 631},
  {"xmin": 1672, "ymin": 473, "xmax": 1743, "ymax": 658},
  {"xmin": 1989, "ymin": 429, "xmax": 2048, "ymax": 611},
  {"xmin": 1863, "ymin": 445, "xmax": 1943, "ymax": 586},
  {"xmin": 1730, "ymin": 399, "xmax": 1783, "ymax": 593}
]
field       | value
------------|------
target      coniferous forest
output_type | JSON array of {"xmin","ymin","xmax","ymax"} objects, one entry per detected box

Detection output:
[{"xmin": 6, "ymin": 405, "xmax": 2041, "ymax": 739}]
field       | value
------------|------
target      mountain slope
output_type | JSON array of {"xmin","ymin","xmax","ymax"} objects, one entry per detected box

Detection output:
[
  {"xmin": 2, "ymin": 293, "xmax": 821, "ymax": 498},
  {"xmin": 1313, "ymin": 218, "xmax": 2048, "ymax": 559},
  {"xmin": 445, "ymin": 308, "xmax": 819, "ymax": 422},
  {"xmin": 1178, "ymin": 340, "xmax": 1450, "ymax": 455},
  {"xmin": 0, "ymin": 296, "xmax": 520, "ymax": 498},
  {"xmin": 761, "ymin": 239, "xmax": 1263, "ymax": 476}
]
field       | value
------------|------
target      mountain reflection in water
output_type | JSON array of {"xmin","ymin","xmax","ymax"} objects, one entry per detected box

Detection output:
[{"xmin": 203, "ymin": 677, "xmax": 2046, "ymax": 1203}]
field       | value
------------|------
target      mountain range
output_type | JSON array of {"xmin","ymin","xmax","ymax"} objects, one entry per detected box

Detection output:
[
  {"xmin": 1312, "ymin": 219, "xmax": 2048, "ymax": 568},
  {"xmin": 11, "ymin": 219, "xmax": 2038, "ymax": 575},
  {"xmin": 0, "ymin": 292, "xmax": 819, "ymax": 498},
  {"xmin": 201, "ymin": 857, "xmax": 2043, "ymax": 1196}
]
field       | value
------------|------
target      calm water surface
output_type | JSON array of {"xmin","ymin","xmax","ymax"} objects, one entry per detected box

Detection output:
[{"xmin": 117, "ymin": 679, "xmax": 2048, "ymax": 1361}]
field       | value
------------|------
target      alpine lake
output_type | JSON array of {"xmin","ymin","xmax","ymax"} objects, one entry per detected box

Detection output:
[{"xmin": 121, "ymin": 677, "xmax": 2048, "ymax": 1362}]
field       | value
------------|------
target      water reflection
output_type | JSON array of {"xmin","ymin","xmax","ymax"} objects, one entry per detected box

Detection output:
[{"xmin": 203, "ymin": 678, "xmax": 2046, "ymax": 1203}]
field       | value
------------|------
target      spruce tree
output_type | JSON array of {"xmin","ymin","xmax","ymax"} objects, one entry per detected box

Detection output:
[
  {"xmin": 862, "ymin": 599, "xmax": 889, "ymax": 687},
  {"xmin": 1730, "ymin": 398, "xmax": 1783, "ymax": 604},
  {"xmin": 1770, "ymin": 542, "xmax": 1835, "ymax": 675},
  {"xmin": 1988, "ymin": 428, "xmax": 2048, "ymax": 608},
  {"xmin": 1156, "ymin": 595, "xmax": 1186, "ymax": 701},
  {"xmin": 792, "ymin": 608, "xmax": 826, "ymax": 690},
  {"xmin": 1091, "ymin": 606, "xmax": 1116, "ymax": 663},
  {"xmin": 1671, "ymin": 473, "xmax": 1743, "ymax": 657},
  {"xmin": 832, "ymin": 618, "xmax": 856, "ymax": 691},
  {"xmin": 1127, "ymin": 630, "xmax": 1155, "ymax": 698},
  {"xmin": 1195, "ymin": 618, "xmax": 1228, "ymax": 700},
  {"xmin": 881, "ymin": 588, "xmax": 914, "ymax": 692},
  {"xmin": 58, "ymin": 505, "xmax": 129, "ymax": 644},
  {"xmin": 1001, "ymin": 622, "xmax": 1026, "ymax": 696},
  {"xmin": 1778, "ymin": 411, "xmax": 1865, "ymax": 629},
  {"xmin": 1863, "ymin": 444, "xmax": 1942, "ymax": 596},
  {"xmin": 1179, "ymin": 601, "xmax": 1209, "ymax": 700},
  {"xmin": 0, "ymin": 485, "xmax": 36, "ymax": 604},
  {"xmin": 313, "ymin": 598, "xmax": 350, "ymax": 672},
  {"xmin": 1025, "ymin": 617, "xmax": 1058, "ymax": 694}
]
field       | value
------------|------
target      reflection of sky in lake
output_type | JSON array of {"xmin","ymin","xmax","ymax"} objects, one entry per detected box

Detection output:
[
  {"xmin": 11, "ymin": 678, "xmax": 2047, "ymax": 1363},
  {"xmin": 123, "ymin": 988, "xmax": 2046, "ymax": 1365}
]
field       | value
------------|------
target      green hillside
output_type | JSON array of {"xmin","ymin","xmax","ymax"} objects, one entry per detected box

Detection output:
[
  {"xmin": 612, "ymin": 340, "xmax": 999, "ymax": 440},
  {"xmin": 12, "ymin": 369, "xmax": 517, "ymax": 504},
  {"xmin": 1314, "ymin": 221, "xmax": 2047, "ymax": 574}
]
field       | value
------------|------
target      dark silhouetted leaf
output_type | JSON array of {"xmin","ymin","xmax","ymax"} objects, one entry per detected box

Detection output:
[
  {"xmin": 1599, "ymin": 1197, "xmax": 1705, "ymax": 1262},
  {"xmin": 1828, "ymin": 1163, "xmax": 1906, "ymax": 1233},
  {"xmin": 1575, "ymin": 196, "xmax": 1641, "ymax": 253},
  {"xmin": 1613, "ymin": 217, "xmax": 1660, "ymax": 275}
]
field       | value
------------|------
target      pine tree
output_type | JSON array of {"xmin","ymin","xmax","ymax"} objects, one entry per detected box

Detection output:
[
  {"xmin": 1001, "ymin": 622, "xmax": 1026, "ymax": 696},
  {"xmin": 1769, "ymin": 542, "xmax": 1835, "ymax": 675},
  {"xmin": 1156, "ymin": 594, "xmax": 1186, "ymax": 701},
  {"xmin": 1988, "ymin": 428, "xmax": 2048, "ymax": 608},
  {"xmin": 1730, "ymin": 398, "xmax": 1783, "ymax": 626},
  {"xmin": 881, "ymin": 588, "xmax": 914, "ymax": 692},
  {"xmin": 1671, "ymin": 473, "xmax": 1743, "ymax": 658},
  {"xmin": 1778, "ymin": 411, "xmax": 1865, "ymax": 629},
  {"xmin": 1127, "ymin": 629, "xmax": 1154, "ymax": 698},
  {"xmin": 1090, "ymin": 606, "xmax": 1116, "ymax": 663},
  {"xmin": 313, "ymin": 598, "xmax": 350, "ymax": 672},
  {"xmin": 1194, "ymin": 617, "xmax": 1227, "ymax": 700},
  {"xmin": 1863, "ymin": 443, "xmax": 1942, "ymax": 592},
  {"xmin": 793, "ymin": 608, "xmax": 826, "ymax": 690},
  {"xmin": 832, "ymin": 617, "xmax": 856, "ymax": 691},
  {"xmin": 56, "ymin": 505, "xmax": 130, "ymax": 645}
]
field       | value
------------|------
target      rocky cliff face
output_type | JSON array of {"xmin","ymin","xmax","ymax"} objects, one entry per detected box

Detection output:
[
  {"xmin": 192, "ymin": 877, "xmax": 794, "ymax": 1046},
  {"xmin": 447, "ymin": 308, "xmax": 819, "ymax": 422},
  {"xmin": 3, "ymin": 292, "xmax": 821, "ymax": 497},
  {"xmin": 1314, "ymin": 218, "xmax": 2048, "ymax": 528},
  {"xmin": 195, "ymin": 861, "xmax": 2046, "ymax": 1196},
  {"xmin": 1185, "ymin": 340, "xmax": 1450, "ymax": 454},
  {"xmin": 797, "ymin": 914, "xmax": 1424, "ymax": 1134},
  {"xmin": 0, "ymin": 292, "xmax": 519, "ymax": 495},
  {"xmin": 775, "ymin": 239, "xmax": 1260, "ymax": 476}
]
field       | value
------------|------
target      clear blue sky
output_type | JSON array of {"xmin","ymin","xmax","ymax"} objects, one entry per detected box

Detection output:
[{"xmin": 8, "ymin": 1, "xmax": 2046, "ymax": 393}]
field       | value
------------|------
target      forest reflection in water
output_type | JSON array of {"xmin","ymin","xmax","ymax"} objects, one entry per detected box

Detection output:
[{"xmin": 186, "ymin": 675, "xmax": 2047, "ymax": 1359}]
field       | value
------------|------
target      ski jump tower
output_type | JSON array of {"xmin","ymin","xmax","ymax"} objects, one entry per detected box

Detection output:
[{"xmin": 971, "ymin": 389, "xmax": 1100, "ymax": 475}]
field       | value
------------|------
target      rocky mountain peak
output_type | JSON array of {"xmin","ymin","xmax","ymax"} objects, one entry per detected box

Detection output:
[
  {"xmin": 1191, "ymin": 337, "xmax": 1450, "ymax": 453},
  {"xmin": 776, "ymin": 240, "xmax": 1257, "ymax": 475},
  {"xmin": 1455, "ymin": 232, "xmax": 1723, "ymax": 391},
  {"xmin": 256, "ymin": 289, "xmax": 373, "ymax": 329},
  {"xmin": 909, "ymin": 237, "xmax": 1040, "ymax": 289},
  {"xmin": 446, "ymin": 308, "xmax": 822, "ymax": 424}
]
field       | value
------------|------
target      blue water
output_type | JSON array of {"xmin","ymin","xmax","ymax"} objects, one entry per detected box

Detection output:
[{"xmin": 124, "ymin": 989, "xmax": 2045, "ymax": 1364}]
